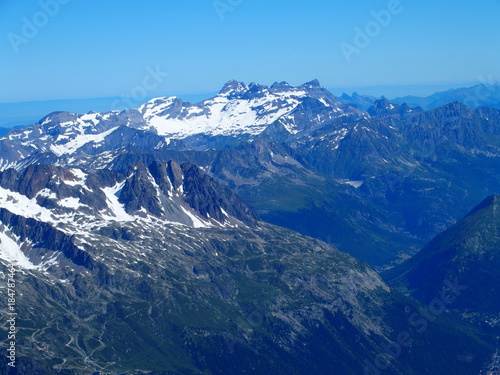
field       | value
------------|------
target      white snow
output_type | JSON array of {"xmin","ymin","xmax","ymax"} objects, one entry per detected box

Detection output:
[
  {"xmin": 344, "ymin": 180, "xmax": 364, "ymax": 188},
  {"xmin": 101, "ymin": 181, "xmax": 134, "ymax": 221},
  {"xmin": 140, "ymin": 90, "xmax": 306, "ymax": 139},
  {"xmin": 36, "ymin": 188, "xmax": 57, "ymax": 199},
  {"xmin": 179, "ymin": 205, "xmax": 209, "ymax": 228},
  {"xmin": 62, "ymin": 169, "xmax": 87, "ymax": 186},
  {"xmin": 80, "ymin": 112, "xmax": 101, "ymax": 125},
  {"xmin": 59, "ymin": 197, "xmax": 82, "ymax": 209},
  {"xmin": 0, "ymin": 83, "xmax": 352, "ymax": 167},
  {"xmin": 0, "ymin": 231, "xmax": 37, "ymax": 269},
  {"xmin": 335, "ymin": 180, "xmax": 364, "ymax": 188},
  {"xmin": 278, "ymin": 116, "xmax": 299, "ymax": 134},
  {"xmin": 50, "ymin": 126, "xmax": 119, "ymax": 156},
  {"xmin": 41, "ymin": 117, "xmax": 51, "ymax": 126},
  {"xmin": 0, "ymin": 187, "xmax": 54, "ymax": 222},
  {"xmin": 319, "ymin": 98, "xmax": 331, "ymax": 107},
  {"xmin": 220, "ymin": 207, "xmax": 229, "ymax": 218},
  {"xmin": 0, "ymin": 229, "xmax": 64, "ymax": 271},
  {"xmin": 37, "ymin": 252, "xmax": 61, "ymax": 271}
]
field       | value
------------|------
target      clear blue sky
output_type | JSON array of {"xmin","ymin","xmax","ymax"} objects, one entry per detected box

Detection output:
[{"xmin": 1, "ymin": 0, "xmax": 499, "ymax": 103}]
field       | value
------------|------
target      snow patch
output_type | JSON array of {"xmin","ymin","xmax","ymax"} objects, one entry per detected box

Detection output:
[
  {"xmin": 63, "ymin": 169, "xmax": 87, "ymax": 186},
  {"xmin": 101, "ymin": 181, "xmax": 133, "ymax": 221},
  {"xmin": 0, "ymin": 187, "xmax": 54, "ymax": 222},
  {"xmin": 59, "ymin": 197, "xmax": 82, "ymax": 209},
  {"xmin": 0, "ymin": 231, "xmax": 37, "ymax": 269},
  {"xmin": 50, "ymin": 127, "xmax": 119, "ymax": 156},
  {"xmin": 179, "ymin": 205, "xmax": 210, "ymax": 228}
]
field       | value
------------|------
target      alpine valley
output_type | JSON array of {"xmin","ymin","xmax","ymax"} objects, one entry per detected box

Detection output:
[{"xmin": 0, "ymin": 80, "xmax": 498, "ymax": 374}]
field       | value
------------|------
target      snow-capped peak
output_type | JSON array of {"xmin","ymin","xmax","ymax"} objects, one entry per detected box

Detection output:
[
  {"xmin": 138, "ymin": 80, "xmax": 343, "ymax": 140},
  {"xmin": 301, "ymin": 79, "xmax": 322, "ymax": 88},
  {"xmin": 219, "ymin": 80, "xmax": 249, "ymax": 96},
  {"xmin": 0, "ymin": 80, "xmax": 358, "ymax": 169}
]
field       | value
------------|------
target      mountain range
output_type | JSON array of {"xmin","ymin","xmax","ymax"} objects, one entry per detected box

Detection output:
[
  {"xmin": 0, "ymin": 80, "xmax": 499, "ymax": 374},
  {"xmin": 333, "ymin": 83, "xmax": 500, "ymax": 112},
  {"xmin": 391, "ymin": 83, "xmax": 500, "ymax": 110},
  {"xmin": 3, "ymin": 79, "xmax": 499, "ymax": 266},
  {"xmin": 4, "ymin": 82, "xmax": 500, "ymax": 131}
]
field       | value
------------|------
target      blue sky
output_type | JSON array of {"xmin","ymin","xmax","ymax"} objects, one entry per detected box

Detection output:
[{"xmin": 1, "ymin": 0, "xmax": 499, "ymax": 103}]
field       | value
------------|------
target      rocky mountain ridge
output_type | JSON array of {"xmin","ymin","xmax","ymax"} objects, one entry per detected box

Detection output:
[{"xmin": 0, "ymin": 162, "xmax": 492, "ymax": 374}]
